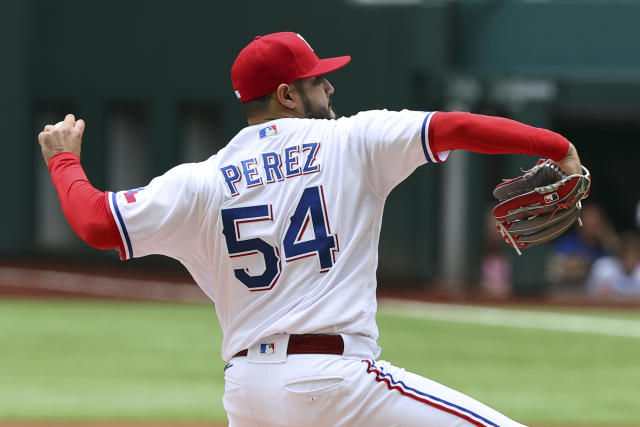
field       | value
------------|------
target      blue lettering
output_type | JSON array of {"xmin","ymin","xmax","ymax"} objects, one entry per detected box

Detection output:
[
  {"xmin": 221, "ymin": 144, "xmax": 322, "ymax": 196},
  {"xmin": 302, "ymin": 142, "xmax": 320, "ymax": 174},
  {"xmin": 284, "ymin": 146, "xmax": 301, "ymax": 177},
  {"xmin": 241, "ymin": 158, "xmax": 263, "ymax": 188},
  {"xmin": 262, "ymin": 152, "xmax": 284, "ymax": 183},
  {"xmin": 220, "ymin": 165, "xmax": 242, "ymax": 196}
]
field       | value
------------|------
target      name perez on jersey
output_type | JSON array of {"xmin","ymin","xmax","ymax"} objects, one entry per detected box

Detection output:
[{"xmin": 220, "ymin": 142, "xmax": 321, "ymax": 196}]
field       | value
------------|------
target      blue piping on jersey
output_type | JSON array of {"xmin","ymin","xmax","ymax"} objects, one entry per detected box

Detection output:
[
  {"xmin": 420, "ymin": 112, "xmax": 434, "ymax": 163},
  {"xmin": 111, "ymin": 192, "xmax": 133, "ymax": 259}
]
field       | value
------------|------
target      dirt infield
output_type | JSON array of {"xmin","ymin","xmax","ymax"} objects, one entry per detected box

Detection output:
[{"xmin": 2, "ymin": 259, "xmax": 639, "ymax": 310}]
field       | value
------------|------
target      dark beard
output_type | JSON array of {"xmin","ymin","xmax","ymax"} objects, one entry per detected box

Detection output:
[{"xmin": 300, "ymin": 91, "xmax": 336, "ymax": 120}]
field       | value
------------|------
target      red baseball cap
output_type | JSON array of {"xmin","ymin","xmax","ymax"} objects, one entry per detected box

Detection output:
[{"xmin": 231, "ymin": 32, "xmax": 351, "ymax": 103}]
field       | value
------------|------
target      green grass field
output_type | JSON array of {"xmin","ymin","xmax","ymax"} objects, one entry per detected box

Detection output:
[{"xmin": 1, "ymin": 298, "xmax": 639, "ymax": 425}]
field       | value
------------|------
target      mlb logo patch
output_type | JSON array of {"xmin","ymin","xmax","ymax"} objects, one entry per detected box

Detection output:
[
  {"xmin": 259, "ymin": 125, "xmax": 277, "ymax": 139},
  {"xmin": 260, "ymin": 343, "xmax": 275, "ymax": 354},
  {"xmin": 544, "ymin": 192, "xmax": 559, "ymax": 204}
]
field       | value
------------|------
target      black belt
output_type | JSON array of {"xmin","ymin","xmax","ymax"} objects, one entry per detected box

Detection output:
[{"xmin": 233, "ymin": 334, "xmax": 344, "ymax": 358}]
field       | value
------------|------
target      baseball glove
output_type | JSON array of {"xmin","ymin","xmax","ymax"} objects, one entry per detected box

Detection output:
[{"xmin": 493, "ymin": 159, "xmax": 591, "ymax": 255}]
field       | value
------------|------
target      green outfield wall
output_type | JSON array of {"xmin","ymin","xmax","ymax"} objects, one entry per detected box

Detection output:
[{"xmin": 2, "ymin": 0, "xmax": 639, "ymax": 291}]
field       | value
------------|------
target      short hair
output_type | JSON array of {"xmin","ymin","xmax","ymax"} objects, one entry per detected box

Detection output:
[
  {"xmin": 240, "ymin": 92, "xmax": 273, "ymax": 120},
  {"xmin": 240, "ymin": 80, "xmax": 309, "ymax": 121}
]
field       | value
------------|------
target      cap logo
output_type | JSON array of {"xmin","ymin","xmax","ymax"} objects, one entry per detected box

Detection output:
[
  {"xmin": 234, "ymin": 90, "xmax": 242, "ymax": 99},
  {"xmin": 296, "ymin": 33, "xmax": 314, "ymax": 51}
]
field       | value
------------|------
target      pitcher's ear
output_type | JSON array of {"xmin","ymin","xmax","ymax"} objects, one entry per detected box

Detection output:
[{"xmin": 275, "ymin": 83, "xmax": 297, "ymax": 110}]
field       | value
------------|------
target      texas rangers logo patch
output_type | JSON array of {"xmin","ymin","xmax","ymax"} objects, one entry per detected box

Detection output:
[
  {"xmin": 123, "ymin": 187, "xmax": 145, "ymax": 204},
  {"xmin": 260, "ymin": 343, "xmax": 275, "ymax": 354},
  {"xmin": 259, "ymin": 125, "xmax": 277, "ymax": 139},
  {"xmin": 544, "ymin": 192, "xmax": 559, "ymax": 204}
]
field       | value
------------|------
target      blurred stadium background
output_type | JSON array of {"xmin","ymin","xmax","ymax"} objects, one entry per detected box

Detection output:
[{"xmin": 1, "ymin": 0, "xmax": 639, "ymax": 425}]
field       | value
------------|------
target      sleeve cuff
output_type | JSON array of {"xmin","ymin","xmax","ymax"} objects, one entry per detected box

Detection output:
[
  {"xmin": 106, "ymin": 191, "xmax": 133, "ymax": 260},
  {"xmin": 47, "ymin": 152, "xmax": 80, "ymax": 171},
  {"xmin": 421, "ymin": 111, "xmax": 448, "ymax": 163}
]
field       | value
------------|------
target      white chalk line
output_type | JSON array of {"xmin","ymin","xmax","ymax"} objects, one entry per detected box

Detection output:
[
  {"xmin": 380, "ymin": 299, "xmax": 640, "ymax": 339},
  {"xmin": 3, "ymin": 266, "xmax": 640, "ymax": 339}
]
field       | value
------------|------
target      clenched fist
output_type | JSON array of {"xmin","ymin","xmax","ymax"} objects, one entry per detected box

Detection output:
[{"xmin": 38, "ymin": 113, "xmax": 86, "ymax": 165}]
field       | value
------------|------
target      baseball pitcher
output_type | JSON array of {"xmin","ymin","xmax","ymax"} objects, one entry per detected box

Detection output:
[{"xmin": 38, "ymin": 32, "xmax": 587, "ymax": 426}]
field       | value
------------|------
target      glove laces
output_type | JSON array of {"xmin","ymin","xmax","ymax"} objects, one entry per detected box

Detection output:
[{"xmin": 496, "ymin": 222, "xmax": 522, "ymax": 256}]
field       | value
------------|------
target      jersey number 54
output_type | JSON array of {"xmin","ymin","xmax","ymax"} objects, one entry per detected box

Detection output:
[{"xmin": 221, "ymin": 186, "xmax": 338, "ymax": 291}]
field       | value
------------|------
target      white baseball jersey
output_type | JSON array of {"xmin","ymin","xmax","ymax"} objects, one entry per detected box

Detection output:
[{"xmin": 107, "ymin": 109, "xmax": 448, "ymax": 361}]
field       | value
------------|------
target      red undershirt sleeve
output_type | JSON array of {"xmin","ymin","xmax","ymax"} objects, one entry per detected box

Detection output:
[
  {"xmin": 48, "ymin": 152, "xmax": 122, "ymax": 252},
  {"xmin": 430, "ymin": 111, "xmax": 570, "ymax": 161}
]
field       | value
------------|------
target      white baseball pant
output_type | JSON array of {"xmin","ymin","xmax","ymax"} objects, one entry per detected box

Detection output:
[{"xmin": 223, "ymin": 334, "xmax": 527, "ymax": 427}]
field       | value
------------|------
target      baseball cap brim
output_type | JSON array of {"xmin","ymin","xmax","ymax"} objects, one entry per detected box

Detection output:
[{"xmin": 298, "ymin": 55, "xmax": 352, "ymax": 79}]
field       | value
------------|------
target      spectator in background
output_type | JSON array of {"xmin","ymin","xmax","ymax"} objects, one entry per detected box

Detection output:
[
  {"xmin": 481, "ymin": 208, "xmax": 511, "ymax": 298},
  {"xmin": 546, "ymin": 203, "xmax": 619, "ymax": 288},
  {"xmin": 587, "ymin": 232, "xmax": 640, "ymax": 298}
]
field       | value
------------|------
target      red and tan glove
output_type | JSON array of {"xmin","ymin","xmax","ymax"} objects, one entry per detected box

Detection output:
[{"xmin": 493, "ymin": 159, "xmax": 591, "ymax": 255}]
